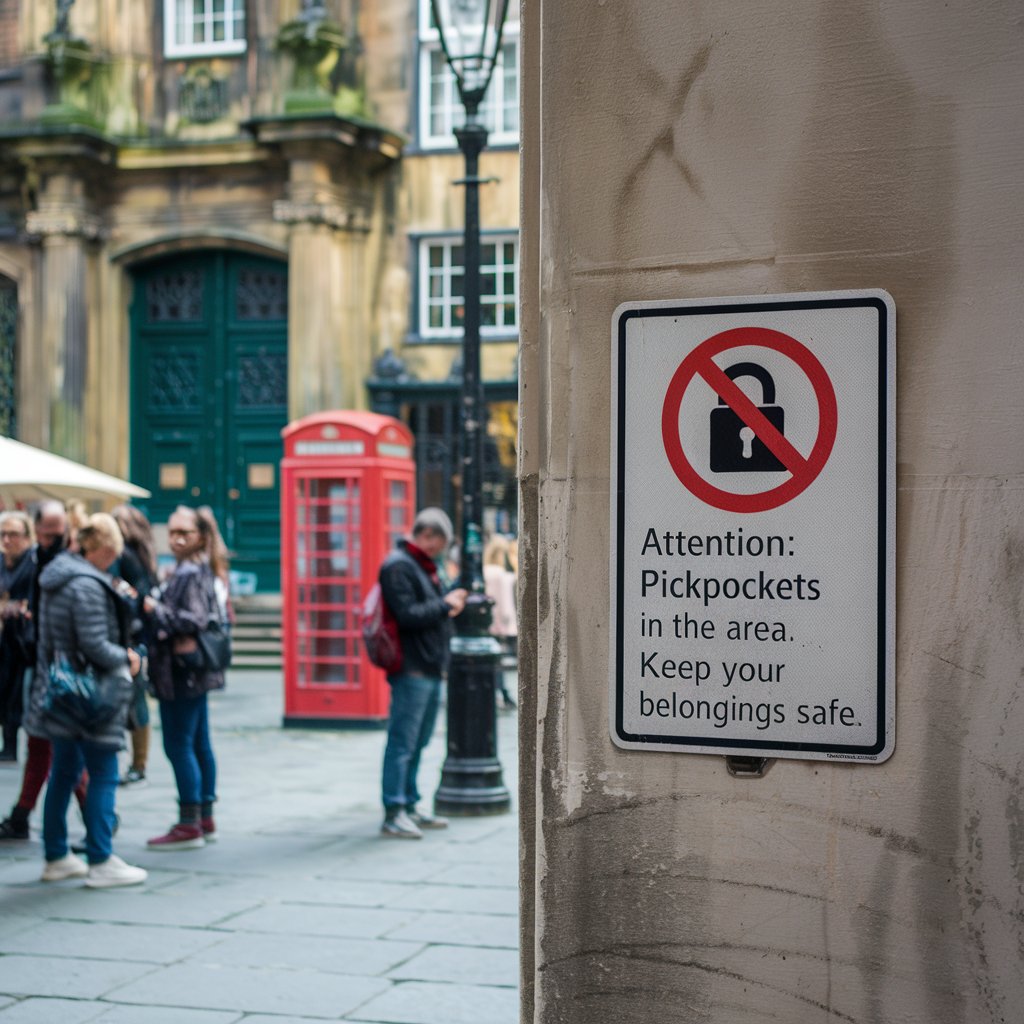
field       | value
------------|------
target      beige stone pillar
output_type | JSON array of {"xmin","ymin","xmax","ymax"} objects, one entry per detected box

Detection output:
[
  {"xmin": 520, "ymin": 2, "xmax": 1024, "ymax": 1022},
  {"xmin": 275, "ymin": 155, "xmax": 373, "ymax": 419},
  {"xmin": 26, "ymin": 175, "xmax": 99, "ymax": 462}
]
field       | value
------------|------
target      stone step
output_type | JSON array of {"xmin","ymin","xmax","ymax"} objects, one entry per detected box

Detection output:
[
  {"xmin": 232, "ymin": 624, "xmax": 283, "ymax": 638},
  {"xmin": 230, "ymin": 654, "xmax": 284, "ymax": 671},
  {"xmin": 230, "ymin": 593, "xmax": 283, "ymax": 669}
]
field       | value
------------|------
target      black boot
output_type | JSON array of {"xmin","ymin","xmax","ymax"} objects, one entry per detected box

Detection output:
[{"xmin": 0, "ymin": 805, "xmax": 30, "ymax": 840}]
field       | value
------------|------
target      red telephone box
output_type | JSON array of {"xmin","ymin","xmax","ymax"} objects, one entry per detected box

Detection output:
[{"xmin": 280, "ymin": 412, "xmax": 416, "ymax": 727}]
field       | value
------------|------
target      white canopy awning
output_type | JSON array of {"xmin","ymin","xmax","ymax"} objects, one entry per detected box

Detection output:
[{"xmin": 0, "ymin": 436, "xmax": 151, "ymax": 506}]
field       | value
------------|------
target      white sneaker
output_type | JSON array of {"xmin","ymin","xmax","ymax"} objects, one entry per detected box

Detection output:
[
  {"xmin": 380, "ymin": 809, "xmax": 423, "ymax": 839},
  {"xmin": 85, "ymin": 854, "xmax": 147, "ymax": 888},
  {"xmin": 41, "ymin": 852, "xmax": 89, "ymax": 882}
]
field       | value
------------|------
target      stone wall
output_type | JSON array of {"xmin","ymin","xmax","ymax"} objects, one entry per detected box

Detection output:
[{"xmin": 520, "ymin": 1, "xmax": 1024, "ymax": 1021}]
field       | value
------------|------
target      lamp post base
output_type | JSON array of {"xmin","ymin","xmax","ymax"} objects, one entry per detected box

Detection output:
[{"xmin": 435, "ymin": 633, "xmax": 511, "ymax": 816}]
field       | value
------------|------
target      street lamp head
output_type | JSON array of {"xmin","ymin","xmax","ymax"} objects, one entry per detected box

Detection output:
[{"xmin": 430, "ymin": 0, "xmax": 511, "ymax": 120}]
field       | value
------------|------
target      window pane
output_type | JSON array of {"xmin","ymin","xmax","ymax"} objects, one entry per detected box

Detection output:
[
  {"xmin": 481, "ymin": 305, "xmax": 496, "ymax": 327},
  {"xmin": 481, "ymin": 273, "xmax": 496, "ymax": 296}
]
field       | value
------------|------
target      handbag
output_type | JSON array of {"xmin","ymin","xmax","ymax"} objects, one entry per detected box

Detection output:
[
  {"xmin": 196, "ymin": 618, "xmax": 232, "ymax": 672},
  {"xmin": 171, "ymin": 570, "xmax": 232, "ymax": 674},
  {"xmin": 43, "ymin": 652, "xmax": 132, "ymax": 733}
]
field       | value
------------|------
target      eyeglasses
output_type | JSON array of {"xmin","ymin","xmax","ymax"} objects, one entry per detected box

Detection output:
[{"xmin": 0, "ymin": 530, "xmax": 28, "ymax": 539}]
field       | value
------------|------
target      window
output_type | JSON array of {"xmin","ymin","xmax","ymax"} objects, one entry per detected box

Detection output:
[
  {"xmin": 418, "ymin": 4, "xmax": 519, "ymax": 148},
  {"xmin": 164, "ymin": 0, "xmax": 246, "ymax": 58},
  {"xmin": 419, "ymin": 234, "xmax": 519, "ymax": 338}
]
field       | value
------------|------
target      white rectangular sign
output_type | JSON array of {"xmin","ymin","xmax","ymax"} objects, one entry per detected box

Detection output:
[{"xmin": 610, "ymin": 291, "xmax": 895, "ymax": 763}]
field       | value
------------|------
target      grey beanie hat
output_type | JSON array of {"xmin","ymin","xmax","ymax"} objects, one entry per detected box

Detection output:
[{"xmin": 412, "ymin": 507, "xmax": 454, "ymax": 545}]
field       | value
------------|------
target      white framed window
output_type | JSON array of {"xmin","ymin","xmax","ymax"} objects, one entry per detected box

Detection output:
[
  {"xmin": 165, "ymin": 0, "xmax": 246, "ymax": 58},
  {"xmin": 419, "ymin": 234, "xmax": 519, "ymax": 338},
  {"xmin": 418, "ymin": 4, "xmax": 520, "ymax": 148}
]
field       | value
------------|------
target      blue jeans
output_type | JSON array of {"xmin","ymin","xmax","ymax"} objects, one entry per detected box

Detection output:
[
  {"xmin": 382, "ymin": 673, "xmax": 441, "ymax": 810},
  {"xmin": 159, "ymin": 694, "xmax": 216, "ymax": 806},
  {"xmin": 43, "ymin": 739, "xmax": 118, "ymax": 864}
]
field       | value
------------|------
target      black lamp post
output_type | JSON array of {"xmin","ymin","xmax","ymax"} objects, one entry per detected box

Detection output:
[{"xmin": 431, "ymin": 0, "xmax": 512, "ymax": 816}]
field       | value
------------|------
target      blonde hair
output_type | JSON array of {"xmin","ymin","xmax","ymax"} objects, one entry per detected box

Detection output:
[
  {"xmin": 483, "ymin": 534, "xmax": 510, "ymax": 569},
  {"xmin": 0, "ymin": 511, "xmax": 34, "ymax": 543},
  {"xmin": 65, "ymin": 499, "xmax": 88, "ymax": 532},
  {"xmin": 506, "ymin": 537, "xmax": 518, "ymax": 575},
  {"xmin": 77, "ymin": 512, "xmax": 124, "ymax": 559}
]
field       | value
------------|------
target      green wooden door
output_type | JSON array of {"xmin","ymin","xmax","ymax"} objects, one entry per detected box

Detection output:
[{"xmin": 131, "ymin": 252, "xmax": 288, "ymax": 592}]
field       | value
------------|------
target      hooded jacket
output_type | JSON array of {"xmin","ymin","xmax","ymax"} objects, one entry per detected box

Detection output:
[
  {"xmin": 25, "ymin": 551, "xmax": 133, "ymax": 749},
  {"xmin": 379, "ymin": 540, "xmax": 453, "ymax": 677}
]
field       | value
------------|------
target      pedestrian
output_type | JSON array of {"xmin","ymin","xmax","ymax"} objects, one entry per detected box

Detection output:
[
  {"xmin": 143, "ymin": 505, "xmax": 226, "ymax": 849},
  {"xmin": 111, "ymin": 505, "xmax": 158, "ymax": 787},
  {"xmin": 378, "ymin": 507, "xmax": 467, "ymax": 839},
  {"xmin": 0, "ymin": 511, "xmax": 35, "ymax": 761},
  {"xmin": 0, "ymin": 501, "xmax": 89, "ymax": 842},
  {"xmin": 483, "ymin": 533, "xmax": 518, "ymax": 708},
  {"xmin": 64, "ymin": 499, "xmax": 88, "ymax": 553},
  {"xmin": 29, "ymin": 513, "xmax": 147, "ymax": 887}
]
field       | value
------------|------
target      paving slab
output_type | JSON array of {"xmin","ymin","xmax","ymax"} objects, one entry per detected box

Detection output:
[
  {"xmin": 385, "ymin": 911, "xmax": 520, "ymax": 949},
  {"xmin": 0, "ymin": 954, "xmax": 154, "ymax": 1000},
  {"xmin": 426, "ymin": 861, "xmax": 519, "ymax": 888},
  {"xmin": 0, "ymin": 919, "xmax": 224, "ymax": 964},
  {"xmin": 384, "ymin": 883, "xmax": 517, "ymax": 916},
  {"xmin": 0, "ymin": 997, "xmax": 103, "ymax": 1023},
  {"xmin": 346, "ymin": 980, "xmax": 519, "ymax": 1024},
  {"xmin": 0, "ymin": 885, "xmax": 261, "ymax": 928},
  {"xmin": 388, "ymin": 945, "xmax": 519, "ymax": 988},
  {"xmin": 92, "ymin": 1007, "xmax": 242, "ymax": 1024},
  {"xmin": 218, "ymin": 903, "xmax": 419, "ymax": 940},
  {"xmin": 158, "ymin": 874, "xmax": 412, "ymax": 909},
  {"xmin": 193, "ymin": 931, "xmax": 423, "ymax": 977},
  {"xmin": 105, "ymin": 963, "xmax": 391, "ymax": 1018}
]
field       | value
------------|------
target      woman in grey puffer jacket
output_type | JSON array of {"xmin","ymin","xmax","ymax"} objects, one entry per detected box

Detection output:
[{"xmin": 29, "ymin": 513, "xmax": 148, "ymax": 888}]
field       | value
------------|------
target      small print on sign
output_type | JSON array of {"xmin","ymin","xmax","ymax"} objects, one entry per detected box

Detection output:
[{"xmin": 610, "ymin": 291, "xmax": 895, "ymax": 764}]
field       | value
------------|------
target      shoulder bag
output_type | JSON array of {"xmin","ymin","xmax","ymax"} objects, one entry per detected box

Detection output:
[
  {"xmin": 44, "ymin": 651, "xmax": 132, "ymax": 733},
  {"xmin": 196, "ymin": 572, "xmax": 232, "ymax": 672}
]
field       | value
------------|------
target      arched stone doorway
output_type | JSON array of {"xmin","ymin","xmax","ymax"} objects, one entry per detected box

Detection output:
[{"xmin": 130, "ymin": 250, "xmax": 288, "ymax": 592}]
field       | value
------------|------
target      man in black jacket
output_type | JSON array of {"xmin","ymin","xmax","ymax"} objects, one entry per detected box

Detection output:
[{"xmin": 378, "ymin": 508, "xmax": 466, "ymax": 839}]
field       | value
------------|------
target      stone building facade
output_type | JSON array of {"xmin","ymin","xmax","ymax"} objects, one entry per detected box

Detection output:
[{"xmin": 0, "ymin": 0, "xmax": 520, "ymax": 590}]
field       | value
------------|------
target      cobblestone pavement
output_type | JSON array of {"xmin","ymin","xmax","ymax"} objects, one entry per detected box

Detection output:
[{"xmin": 0, "ymin": 671, "xmax": 520, "ymax": 1024}]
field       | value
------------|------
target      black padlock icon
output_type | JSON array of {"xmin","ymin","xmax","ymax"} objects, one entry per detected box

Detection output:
[{"xmin": 709, "ymin": 362, "xmax": 786, "ymax": 472}]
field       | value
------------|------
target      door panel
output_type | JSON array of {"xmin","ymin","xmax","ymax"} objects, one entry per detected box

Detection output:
[{"xmin": 131, "ymin": 252, "xmax": 287, "ymax": 592}]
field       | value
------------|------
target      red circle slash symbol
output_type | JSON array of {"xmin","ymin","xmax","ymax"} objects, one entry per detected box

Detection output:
[{"xmin": 661, "ymin": 326, "xmax": 838, "ymax": 513}]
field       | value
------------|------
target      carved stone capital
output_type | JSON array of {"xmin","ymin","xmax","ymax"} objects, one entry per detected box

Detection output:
[
  {"xmin": 273, "ymin": 186, "xmax": 372, "ymax": 232},
  {"xmin": 26, "ymin": 206, "xmax": 102, "ymax": 240}
]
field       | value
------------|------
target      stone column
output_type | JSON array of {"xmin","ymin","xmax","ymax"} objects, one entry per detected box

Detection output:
[
  {"xmin": 520, "ymin": 2, "xmax": 1024, "ymax": 1022},
  {"xmin": 274, "ymin": 156, "xmax": 373, "ymax": 419},
  {"xmin": 26, "ymin": 175, "xmax": 99, "ymax": 462}
]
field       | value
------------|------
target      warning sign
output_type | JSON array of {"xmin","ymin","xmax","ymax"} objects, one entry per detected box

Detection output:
[{"xmin": 610, "ymin": 291, "xmax": 895, "ymax": 763}]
